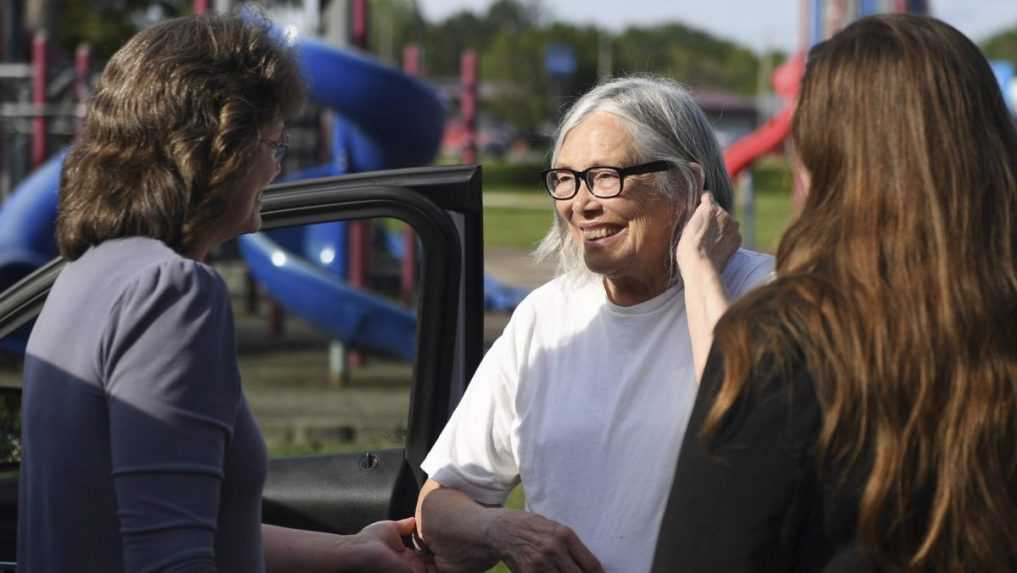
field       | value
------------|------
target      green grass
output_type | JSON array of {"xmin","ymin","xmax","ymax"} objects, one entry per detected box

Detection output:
[
  {"xmin": 483, "ymin": 206, "xmax": 553, "ymax": 251},
  {"xmin": 740, "ymin": 188, "xmax": 795, "ymax": 254}
]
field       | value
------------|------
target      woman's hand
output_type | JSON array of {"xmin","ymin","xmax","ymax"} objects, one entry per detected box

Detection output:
[
  {"xmin": 488, "ymin": 510, "xmax": 605, "ymax": 573},
  {"xmin": 676, "ymin": 192, "xmax": 742, "ymax": 278},
  {"xmin": 676, "ymin": 192, "xmax": 741, "ymax": 381},
  {"xmin": 416, "ymin": 481, "xmax": 602, "ymax": 573},
  {"xmin": 349, "ymin": 518, "xmax": 431, "ymax": 573}
]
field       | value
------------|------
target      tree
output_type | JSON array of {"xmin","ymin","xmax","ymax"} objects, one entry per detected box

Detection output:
[
  {"xmin": 983, "ymin": 27, "xmax": 1017, "ymax": 66},
  {"xmin": 419, "ymin": 10, "xmax": 493, "ymax": 76},
  {"xmin": 614, "ymin": 23, "xmax": 759, "ymax": 95},
  {"xmin": 54, "ymin": 0, "xmax": 189, "ymax": 60},
  {"xmin": 368, "ymin": 0, "xmax": 425, "ymax": 65}
]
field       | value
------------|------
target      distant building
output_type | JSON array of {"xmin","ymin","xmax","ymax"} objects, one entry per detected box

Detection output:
[
  {"xmin": 693, "ymin": 90, "xmax": 760, "ymax": 149},
  {"xmin": 435, "ymin": 80, "xmax": 763, "ymax": 159}
]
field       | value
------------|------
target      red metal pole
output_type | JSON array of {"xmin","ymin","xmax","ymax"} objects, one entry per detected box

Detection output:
[
  {"xmin": 347, "ymin": 0, "xmax": 370, "ymax": 367},
  {"xmin": 403, "ymin": 44, "xmax": 420, "ymax": 75},
  {"xmin": 31, "ymin": 31, "xmax": 47, "ymax": 169},
  {"xmin": 344, "ymin": 0, "xmax": 372, "ymax": 294},
  {"xmin": 269, "ymin": 299, "xmax": 285, "ymax": 337},
  {"xmin": 828, "ymin": 0, "xmax": 845, "ymax": 35},
  {"xmin": 460, "ymin": 49, "xmax": 478, "ymax": 165},
  {"xmin": 351, "ymin": 0, "xmax": 368, "ymax": 49},
  {"xmin": 400, "ymin": 44, "xmax": 421, "ymax": 304},
  {"xmin": 193, "ymin": 0, "xmax": 209, "ymax": 15},
  {"xmin": 74, "ymin": 43, "xmax": 90, "ymax": 135}
]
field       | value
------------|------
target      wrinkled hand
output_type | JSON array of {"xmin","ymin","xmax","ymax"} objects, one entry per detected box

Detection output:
[
  {"xmin": 488, "ymin": 510, "xmax": 604, "ymax": 573},
  {"xmin": 676, "ymin": 192, "xmax": 741, "ymax": 277},
  {"xmin": 352, "ymin": 518, "xmax": 432, "ymax": 573}
]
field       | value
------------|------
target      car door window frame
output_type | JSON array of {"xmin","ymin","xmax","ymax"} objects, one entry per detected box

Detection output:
[{"xmin": 0, "ymin": 164, "xmax": 485, "ymax": 479}]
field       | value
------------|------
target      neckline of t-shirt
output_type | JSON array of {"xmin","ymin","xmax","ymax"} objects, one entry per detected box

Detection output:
[{"xmin": 601, "ymin": 279, "xmax": 684, "ymax": 317}]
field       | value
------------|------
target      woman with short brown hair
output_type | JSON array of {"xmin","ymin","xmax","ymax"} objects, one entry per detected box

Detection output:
[
  {"xmin": 20, "ymin": 14, "xmax": 426, "ymax": 573},
  {"xmin": 653, "ymin": 14, "xmax": 1017, "ymax": 573},
  {"xmin": 56, "ymin": 12, "xmax": 302, "ymax": 261}
]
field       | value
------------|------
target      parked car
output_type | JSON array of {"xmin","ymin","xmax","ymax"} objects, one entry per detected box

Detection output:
[{"xmin": 0, "ymin": 164, "xmax": 486, "ymax": 567}]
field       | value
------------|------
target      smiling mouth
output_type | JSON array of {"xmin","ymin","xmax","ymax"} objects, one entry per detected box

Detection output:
[{"xmin": 582, "ymin": 226, "xmax": 623, "ymax": 241}]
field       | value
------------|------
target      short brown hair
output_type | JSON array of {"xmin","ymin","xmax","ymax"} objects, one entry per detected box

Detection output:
[{"xmin": 57, "ymin": 13, "xmax": 303, "ymax": 259}]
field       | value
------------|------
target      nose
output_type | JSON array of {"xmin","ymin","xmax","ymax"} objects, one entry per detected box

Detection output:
[{"xmin": 570, "ymin": 177, "xmax": 602, "ymax": 216}]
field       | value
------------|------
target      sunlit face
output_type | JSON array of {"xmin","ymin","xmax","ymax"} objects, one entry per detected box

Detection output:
[
  {"xmin": 554, "ymin": 111, "xmax": 681, "ymax": 302},
  {"xmin": 232, "ymin": 118, "xmax": 284, "ymax": 236}
]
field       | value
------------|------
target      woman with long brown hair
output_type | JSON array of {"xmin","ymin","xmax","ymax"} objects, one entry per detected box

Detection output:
[{"xmin": 652, "ymin": 14, "xmax": 1017, "ymax": 573}]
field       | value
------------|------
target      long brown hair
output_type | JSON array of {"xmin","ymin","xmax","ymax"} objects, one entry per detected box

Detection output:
[
  {"xmin": 57, "ymin": 13, "xmax": 303, "ymax": 259},
  {"xmin": 705, "ymin": 14, "xmax": 1017, "ymax": 571}
]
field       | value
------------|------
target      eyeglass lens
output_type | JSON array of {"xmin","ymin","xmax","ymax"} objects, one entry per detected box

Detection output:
[{"xmin": 546, "ymin": 168, "xmax": 622, "ymax": 199}]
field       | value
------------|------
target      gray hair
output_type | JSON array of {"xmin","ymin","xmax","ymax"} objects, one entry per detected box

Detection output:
[{"xmin": 533, "ymin": 75, "xmax": 732, "ymax": 284}]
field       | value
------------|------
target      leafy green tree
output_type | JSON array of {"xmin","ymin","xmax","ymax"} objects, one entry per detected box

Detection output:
[
  {"xmin": 368, "ymin": 0, "xmax": 426, "ymax": 65},
  {"xmin": 983, "ymin": 27, "xmax": 1017, "ymax": 66},
  {"xmin": 419, "ymin": 10, "xmax": 494, "ymax": 76},
  {"xmin": 614, "ymin": 23, "xmax": 759, "ymax": 94},
  {"xmin": 54, "ymin": 0, "xmax": 189, "ymax": 60},
  {"xmin": 481, "ymin": 28, "xmax": 551, "ymax": 131}
]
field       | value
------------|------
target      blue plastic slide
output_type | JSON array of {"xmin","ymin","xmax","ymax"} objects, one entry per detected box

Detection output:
[
  {"xmin": 232, "ymin": 38, "xmax": 447, "ymax": 361},
  {"xmin": 238, "ymin": 233, "xmax": 415, "ymax": 361},
  {"xmin": 0, "ymin": 35, "xmax": 530, "ymax": 359},
  {"xmin": 0, "ymin": 152, "xmax": 64, "ymax": 287}
]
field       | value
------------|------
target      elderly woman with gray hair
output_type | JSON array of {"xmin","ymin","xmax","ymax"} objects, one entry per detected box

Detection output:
[{"xmin": 414, "ymin": 76, "xmax": 774, "ymax": 572}]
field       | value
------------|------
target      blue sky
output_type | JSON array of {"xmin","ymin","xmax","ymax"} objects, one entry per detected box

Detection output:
[{"xmin": 417, "ymin": 0, "xmax": 1017, "ymax": 53}]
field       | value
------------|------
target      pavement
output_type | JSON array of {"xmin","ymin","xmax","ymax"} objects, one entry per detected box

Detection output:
[{"xmin": 485, "ymin": 246, "xmax": 556, "ymax": 290}]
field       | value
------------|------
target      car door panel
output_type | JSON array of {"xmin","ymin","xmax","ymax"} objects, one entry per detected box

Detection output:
[
  {"xmin": 0, "ymin": 165, "xmax": 484, "ymax": 561},
  {"xmin": 263, "ymin": 449, "xmax": 417, "ymax": 534}
]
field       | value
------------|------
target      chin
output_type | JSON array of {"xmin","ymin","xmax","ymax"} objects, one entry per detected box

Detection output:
[{"xmin": 582, "ymin": 254, "xmax": 616, "ymax": 276}]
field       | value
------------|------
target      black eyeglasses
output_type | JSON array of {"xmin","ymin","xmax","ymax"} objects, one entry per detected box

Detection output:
[
  {"xmin": 262, "ymin": 135, "xmax": 288, "ymax": 162},
  {"xmin": 541, "ymin": 160, "xmax": 672, "ymax": 200}
]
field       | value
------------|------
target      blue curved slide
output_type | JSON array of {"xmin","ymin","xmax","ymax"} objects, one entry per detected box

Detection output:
[
  {"xmin": 0, "ymin": 152, "xmax": 64, "ymax": 283},
  {"xmin": 0, "ymin": 35, "xmax": 530, "ymax": 359},
  {"xmin": 239, "ymin": 233, "xmax": 415, "ymax": 361},
  {"xmin": 231, "ymin": 38, "xmax": 448, "ymax": 361}
]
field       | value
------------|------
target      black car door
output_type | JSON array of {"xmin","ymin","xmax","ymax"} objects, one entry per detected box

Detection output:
[{"xmin": 0, "ymin": 164, "xmax": 484, "ymax": 564}]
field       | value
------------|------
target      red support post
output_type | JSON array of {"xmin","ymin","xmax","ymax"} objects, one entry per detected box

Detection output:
[
  {"xmin": 347, "ymin": 0, "xmax": 370, "ymax": 368},
  {"xmin": 346, "ymin": 220, "xmax": 366, "ymax": 368},
  {"xmin": 269, "ymin": 299, "xmax": 285, "ymax": 337},
  {"xmin": 351, "ymin": 0, "xmax": 368, "ymax": 49},
  {"xmin": 74, "ymin": 43, "xmax": 90, "ymax": 135},
  {"xmin": 31, "ymin": 32, "xmax": 47, "ymax": 169},
  {"xmin": 400, "ymin": 44, "xmax": 421, "ymax": 304},
  {"xmin": 460, "ymin": 49, "xmax": 478, "ymax": 165},
  {"xmin": 402, "ymin": 44, "xmax": 420, "ymax": 75},
  {"xmin": 193, "ymin": 0, "xmax": 209, "ymax": 15}
]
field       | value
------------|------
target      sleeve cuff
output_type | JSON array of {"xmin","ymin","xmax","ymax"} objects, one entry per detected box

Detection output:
[{"xmin": 422, "ymin": 462, "xmax": 515, "ymax": 507}]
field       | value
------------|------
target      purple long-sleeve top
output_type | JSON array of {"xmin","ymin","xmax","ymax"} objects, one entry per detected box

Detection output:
[{"xmin": 18, "ymin": 236, "xmax": 266, "ymax": 572}]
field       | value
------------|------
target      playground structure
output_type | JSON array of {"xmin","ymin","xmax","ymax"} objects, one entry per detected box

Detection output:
[
  {"xmin": 0, "ymin": 1, "xmax": 528, "ymax": 366},
  {"xmin": 724, "ymin": 0, "xmax": 1017, "ymax": 219},
  {"xmin": 2, "ymin": 0, "xmax": 1017, "ymax": 360}
]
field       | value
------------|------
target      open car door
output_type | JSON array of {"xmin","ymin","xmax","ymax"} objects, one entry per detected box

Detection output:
[{"xmin": 0, "ymin": 164, "xmax": 485, "ymax": 564}]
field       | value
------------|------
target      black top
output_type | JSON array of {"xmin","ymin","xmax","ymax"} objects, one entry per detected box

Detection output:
[{"xmin": 651, "ymin": 347, "xmax": 876, "ymax": 573}]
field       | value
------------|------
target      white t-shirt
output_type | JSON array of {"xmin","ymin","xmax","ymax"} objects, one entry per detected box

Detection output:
[{"xmin": 422, "ymin": 248, "xmax": 774, "ymax": 573}]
